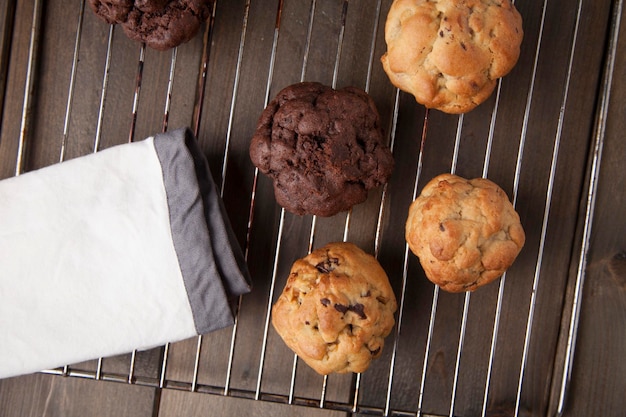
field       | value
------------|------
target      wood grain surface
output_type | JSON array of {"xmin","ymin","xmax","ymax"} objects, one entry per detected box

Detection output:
[
  {"xmin": 552, "ymin": 3, "xmax": 626, "ymax": 415},
  {"xmin": 0, "ymin": 1, "xmax": 624, "ymax": 416}
]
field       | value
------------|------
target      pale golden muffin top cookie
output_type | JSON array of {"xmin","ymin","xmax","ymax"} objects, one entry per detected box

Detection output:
[
  {"xmin": 381, "ymin": 0, "xmax": 523, "ymax": 114},
  {"xmin": 271, "ymin": 242, "xmax": 397, "ymax": 375},
  {"xmin": 405, "ymin": 174, "xmax": 525, "ymax": 292}
]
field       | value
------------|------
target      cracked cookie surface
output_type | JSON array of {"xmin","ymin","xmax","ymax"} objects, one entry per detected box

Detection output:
[
  {"xmin": 122, "ymin": 0, "xmax": 211, "ymax": 51},
  {"xmin": 381, "ymin": 0, "xmax": 523, "ymax": 113},
  {"xmin": 249, "ymin": 82, "xmax": 394, "ymax": 217},
  {"xmin": 89, "ymin": 0, "xmax": 211, "ymax": 50},
  {"xmin": 405, "ymin": 174, "xmax": 525, "ymax": 292},
  {"xmin": 271, "ymin": 242, "xmax": 397, "ymax": 375}
]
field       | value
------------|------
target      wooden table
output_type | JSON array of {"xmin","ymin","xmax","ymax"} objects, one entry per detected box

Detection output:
[{"xmin": 1, "ymin": 1, "xmax": 624, "ymax": 416}]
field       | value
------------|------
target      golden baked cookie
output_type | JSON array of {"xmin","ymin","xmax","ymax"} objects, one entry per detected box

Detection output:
[
  {"xmin": 381, "ymin": 0, "xmax": 523, "ymax": 114},
  {"xmin": 405, "ymin": 174, "xmax": 525, "ymax": 292},
  {"xmin": 271, "ymin": 242, "xmax": 397, "ymax": 375}
]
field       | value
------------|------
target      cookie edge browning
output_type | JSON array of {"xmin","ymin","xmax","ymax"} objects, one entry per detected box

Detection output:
[
  {"xmin": 271, "ymin": 242, "xmax": 398, "ymax": 375},
  {"xmin": 405, "ymin": 173, "xmax": 525, "ymax": 292}
]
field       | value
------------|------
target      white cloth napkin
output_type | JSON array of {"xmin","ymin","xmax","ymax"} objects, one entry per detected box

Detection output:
[{"xmin": 0, "ymin": 128, "xmax": 251, "ymax": 379}]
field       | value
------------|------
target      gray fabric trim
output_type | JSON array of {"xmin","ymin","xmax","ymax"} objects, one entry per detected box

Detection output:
[
  {"xmin": 181, "ymin": 130, "xmax": 252, "ymax": 297},
  {"xmin": 152, "ymin": 128, "xmax": 251, "ymax": 335}
]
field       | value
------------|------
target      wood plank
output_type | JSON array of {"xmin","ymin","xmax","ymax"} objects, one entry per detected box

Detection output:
[
  {"xmin": 477, "ymin": 0, "xmax": 613, "ymax": 415},
  {"xmin": 0, "ymin": 0, "xmax": 15, "ymax": 119},
  {"xmin": 0, "ymin": 374, "xmax": 157, "ymax": 417},
  {"xmin": 556, "ymin": 3, "xmax": 626, "ymax": 415},
  {"xmin": 0, "ymin": 0, "xmax": 33, "ymax": 179},
  {"xmin": 158, "ymin": 388, "xmax": 348, "ymax": 417}
]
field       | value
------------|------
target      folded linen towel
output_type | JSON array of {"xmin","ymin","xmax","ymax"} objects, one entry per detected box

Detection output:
[{"xmin": 0, "ymin": 127, "xmax": 252, "ymax": 379}]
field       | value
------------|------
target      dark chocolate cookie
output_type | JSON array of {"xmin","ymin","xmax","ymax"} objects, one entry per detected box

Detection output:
[
  {"xmin": 89, "ymin": 0, "xmax": 211, "ymax": 50},
  {"xmin": 122, "ymin": 0, "xmax": 211, "ymax": 51},
  {"xmin": 249, "ymin": 82, "xmax": 394, "ymax": 217},
  {"xmin": 89, "ymin": 0, "xmax": 133, "ymax": 24}
]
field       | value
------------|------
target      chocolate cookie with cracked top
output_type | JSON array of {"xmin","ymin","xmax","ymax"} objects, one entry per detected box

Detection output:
[
  {"xmin": 271, "ymin": 242, "xmax": 397, "ymax": 375},
  {"xmin": 122, "ymin": 0, "xmax": 211, "ymax": 51},
  {"xmin": 405, "ymin": 173, "xmax": 525, "ymax": 292},
  {"xmin": 89, "ymin": 0, "xmax": 171, "ymax": 24},
  {"xmin": 249, "ymin": 82, "xmax": 394, "ymax": 217},
  {"xmin": 89, "ymin": 0, "xmax": 211, "ymax": 50}
]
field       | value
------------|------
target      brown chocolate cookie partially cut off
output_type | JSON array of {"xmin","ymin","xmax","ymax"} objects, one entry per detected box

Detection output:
[
  {"xmin": 122, "ymin": 0, "xmax": 212, "ymax": 51},
  {"xmin": 89, "ymin": 0, "xmax": 212, "ymax": 50}
]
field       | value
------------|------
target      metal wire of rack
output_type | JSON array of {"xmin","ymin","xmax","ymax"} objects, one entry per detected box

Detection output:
[{"xmin": 2, "ymin": 0, "xmax": 622, "ymax": 416}]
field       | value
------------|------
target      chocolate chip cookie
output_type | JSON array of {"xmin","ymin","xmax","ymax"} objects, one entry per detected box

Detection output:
[
  {"xmin": 249, "ymin": 82, "xmax": 394, "ymax": 217},
  {"xmin": 405, "ymin": 174, "xmax": 525, "ymax": 292},
  {"xmin": 381, "ymin": 0, "xmax": 523, "ymax": 113},
  {"xmin": 271, "ymin": 242, "xmax": 397, "ymax": 375}
]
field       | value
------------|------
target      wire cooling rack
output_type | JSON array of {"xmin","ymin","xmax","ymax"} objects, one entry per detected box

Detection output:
[{"xmin": 2, "ymin": 0, "xmax": 621, "ymax": 415}]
